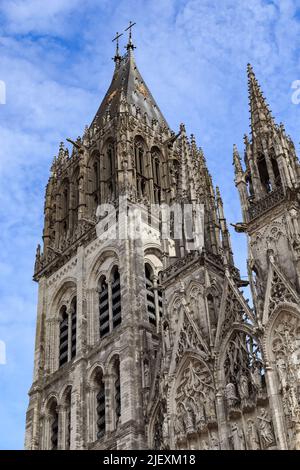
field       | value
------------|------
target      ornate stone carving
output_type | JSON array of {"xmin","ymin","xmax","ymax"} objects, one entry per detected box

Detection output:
[
  {"xmin": 268, "ymin": 271, "xmax": 296, "ymax": 315},
  {"xmin": 257, "ymin": 408, "xmax": 276, "ymax": 449},
  {"xmin": 246, "ymin": 418, "xmax": 260, "ymax": 450},
  {"xmin": 271, "ymin": 311, "xmax": 300, "ymax": 446},
  {"xmin": 231, "ymin": 422, "xmax": 246, "ymax": 450},
  {"xmin": 224, "ymin": 331, "xmax": 266, "ymax": 415},
  {"xmin": 174, "ymin": 358, "xmax": 216, "ymax": 446}
]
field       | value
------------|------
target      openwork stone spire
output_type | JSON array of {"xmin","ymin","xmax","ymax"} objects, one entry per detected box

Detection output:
[{"xmin": 247, "ymin": 64, "xmax": 275, "ymax": 136}]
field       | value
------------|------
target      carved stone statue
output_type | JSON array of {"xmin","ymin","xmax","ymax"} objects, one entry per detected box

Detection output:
[
  {"xmin": 210, "ymin": 432, "xmax": 220, "ymax": 450},
  {"xmin": 246, "ymin": 419, "xmax": 260, "ymax": 450},
  {"xmin": 257, "ymin": 409, "xmax": 275, "ymax": 449},
  {"xmin": 143, "ymin": 360, "xmax": 149, "ymax": 388},
  {"xmin": 226, "ymin": 382, "xmax": 239, "ymax": 408},
  {"xmin": 250, "ymin": 362, "xmax": 263, "ymax": 394},
  {"xmin": 238, "ymin": 373, "xmax": 249, "ymax": 400},
  {"xmin": 231, "ymin": 422, "xmax": 246, "ymax": 450},
  {"xmin": 174, "ymin": 403, "xmax": 185, "ymax": 440}
]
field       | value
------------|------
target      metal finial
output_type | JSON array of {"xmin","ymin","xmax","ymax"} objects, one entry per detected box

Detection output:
[
  {"xmin": 125, "ymin": 21, "xmax": 136, "ymax": 50},
  {"xmin": 112, "ymin": 31, "xmax": 123, "ymax": 62}
]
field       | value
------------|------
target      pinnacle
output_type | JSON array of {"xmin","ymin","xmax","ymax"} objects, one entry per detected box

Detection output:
[{"xmin": 247, "ymin": 64, "xmax": 275, "ymax": 134}]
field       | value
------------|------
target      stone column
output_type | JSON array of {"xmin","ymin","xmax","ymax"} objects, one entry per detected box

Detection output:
[
  {"xmin": 104, "ymin": 371, "xmax": 118, "ymax": 432},
  {"xmin": 70, "ymin": 366, "xmax": 85, "ymax": 449},
  {"xmin": 215, "ymin": 387, "xmax": 229, "ymax": 450},
  {"xmin": 76, "ymin": 245, "xmax": 86, "ymax": 356},
  {"xmin": 153, "ymin": 275, "xmax": 160, "ymax": 333},
  {"xmin": 86, "ymin": 385, "xmax": 97, "ymax": 443},
  {"xmin": 33, "ymin": 277, "xmax": 47, "ymax": 382},
  {"xmin": 264, "ymin": 363, "xmax": 288, "ymax": 449}
]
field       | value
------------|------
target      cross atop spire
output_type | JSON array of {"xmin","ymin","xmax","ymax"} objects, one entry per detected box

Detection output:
[
  {"xmin": 112, "ymin": 31, "xmax": 123, "ymax": 63},
  {"xmin": 247, "ymin": 63, "xmax": 275, "ymax": 136},
  {"xmin": 125, "ymin": 21, "xmax": 136, "ymax": 52}
]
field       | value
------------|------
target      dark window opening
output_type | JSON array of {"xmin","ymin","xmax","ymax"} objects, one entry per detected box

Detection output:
[
  {"xmin": 71, "ymin": 297, "xmax": 77, "ymax": 359},
  {"xmin": 114, "ymin": 359, "xmax": 121, "ymax": 426},
  {"xmin": 257, "ymin": 153, "xmax": 272, "ymax": 193},
  {"xmin": 111, "ymin": 267, "xmax": 122, "ymax": 329},
  {"xmin": 145, "ymin": 264, "xmax": 156, "ymax": 325},
  {"xmin": 96, "ymin": 377, "xmax": 106, "ymax": 439},
  {"xmin": 50, "ymin": 401, "xmax": 59, "ymax": 450},
  {"xmin": 99, "ymin": 277, "xmax": 109, "ymax": 338},
  {"xmin": 59, "ymin": 306, "xmax": 68, "ymax": 367}
]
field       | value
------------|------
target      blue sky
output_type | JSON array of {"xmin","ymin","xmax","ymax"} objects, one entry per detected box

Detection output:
[{"xmin": 0, "ymin": 0, "xmax": 300, "ymax": 450}]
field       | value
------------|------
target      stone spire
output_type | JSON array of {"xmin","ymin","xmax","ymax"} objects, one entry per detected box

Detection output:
[
  {"xmin": 216, "ymin": 186, "xmax": 234, "ymax": 265},
  {"xmin": 247, "ymin": 64, "xmax": 275, "ymax": 136}
]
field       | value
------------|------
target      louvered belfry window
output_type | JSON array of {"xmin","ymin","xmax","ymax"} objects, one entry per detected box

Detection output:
[
  {"xmin": 96, "ymin": 377, "xmax": 106, "ymax": 439},
  {"xmin": 50, "ymin": 401, "xmax": 59, "ymax": 450},
  {"xmin": 59, "ymin": 298, "xmax": 77, "ymax": 368},
  {"xmin": 111, "ymin": 267, "xmax": 121, "ymax": 329},
  {"xmin": 114, "ymin": 358, "xmax": 121, "ymax": 426},
  {"xmin": 99, "ymin": 276, "xmax": 109, "ymax": 338},
  {"xmin": 71, "ymin": 297, "xmax": 77, "ymax": 359},
  {"xmin": 145, "ymin": 264, "xmax": 156, "ymax": 325},
  {"xmin": 98, "ymin": 267, "xmax": 122, "ymax": 339},
  {"xmin": 59, "ymin": 306, "xmax": 69, "ymax": 367}
]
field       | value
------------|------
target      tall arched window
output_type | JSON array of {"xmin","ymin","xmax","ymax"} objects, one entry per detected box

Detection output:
[
  {"xmin": 207, "ymin": 294, "xmax": 217, "ymax": 327},
  {"xmin": 98, "ymin": 267, "xmax": 122, "ymax": 339},
  {"xmin": 145, "ymin": 264, "xmax": 156, "ymax": 325},
  {"xmin": 151, "ymin": 147, "xmax": 162, "ymax": 203},
  {"xmin": 63, "ymin": 388, "xmax": 71, "ymax": 450},
  {"xmin": 59, "ymin": 298, "xmax": 77, "ymax": 368},
  {"xmin": 269, "ymin": 149, "xmax": 282, "ymax": 187},
  {"xmin": 59, "ymin": 306, "xmax": 69, "ymax": 367},
  {"xmin": 61, "ymin": 179, "xmax": 70, "ymax": 233},
  {"xmin": 257, "ymin": 153, "xmax": 271, "ymax": 193},
  {"xmin": 113, "ymin": 357, "xmax": 121, "ymax": 428},
  {"xmin": 71, "ymin": 170, "xmax": 79, "ymax": 229},
  {"xmin": 135, "ymin": 137, "xmax": 147, "ymax": 197},
  {"xmin": 49, "ymin": 399, "xmax": 59, "ymax": 450},
  {"xmin": 70, "ymin": 297, "xmax": 77, "ymax": 359},
  {"xmin": 88, "ymin": 152, "xmax": 100, "ymax": 215},
  {"xmin": 96, "ymin": 371, "xmax": 106, "ymax": 439},
  {"xmin": 99, "ymin": 276, "xmax": 109, "ymax": 338},
  {"xmin": 111, "ymin": 267, "xmax": 122, "ymax": 329},
  {"xmin": 105, "ymin": 142, "xmax": 116, "ymax": 201}
]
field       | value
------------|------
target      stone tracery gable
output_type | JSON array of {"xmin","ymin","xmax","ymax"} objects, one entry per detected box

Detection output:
[
  {"xmin": 173, "ymin": 357, "xmax": 219, "ymax": 449},
  {"xmin": 263, "ymin": 263, "xmax": 299, "ymax": 324},
  {"xmin": 174, "ymin": 309, "xmax": 210, "ymax": 367},
  {"xmin": 215, "ymin": 275, "xmax": 256, "ymax": 348}
]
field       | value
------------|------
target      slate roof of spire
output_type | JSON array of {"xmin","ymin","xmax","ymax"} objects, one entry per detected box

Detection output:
[{"xmin": 91, "ymin": 48, "xmax": 169, "ymax": 129}]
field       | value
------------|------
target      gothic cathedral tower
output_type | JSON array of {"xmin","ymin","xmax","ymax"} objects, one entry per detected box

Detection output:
[{"xmin": 25, "ymin": 32, "xmax": 300, "ymax": 450}]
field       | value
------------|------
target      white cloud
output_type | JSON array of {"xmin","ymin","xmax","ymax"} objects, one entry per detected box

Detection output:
[{"xmin": 0, "ymin": 0, "xmax": 84, "ymax": 35}]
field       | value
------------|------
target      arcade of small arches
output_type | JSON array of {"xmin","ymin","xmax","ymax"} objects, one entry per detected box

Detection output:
[
  {"xmin": 49, "ymin": 136, "xmax": 165, "ymax": 248},
  {"xmin": 53, "ymin": 259, "xmax": 163, "ymax": 372},
  {"xmin": 41, "ymin": 358, "xmax": 121, "ymax": 450}
]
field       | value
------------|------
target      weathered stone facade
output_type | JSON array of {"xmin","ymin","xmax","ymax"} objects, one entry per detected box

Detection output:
[{"xmin": 25, "ymin": 37, "xmax": 300, "ymax": 450}]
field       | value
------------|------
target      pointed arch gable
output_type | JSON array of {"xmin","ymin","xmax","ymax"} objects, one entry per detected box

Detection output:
[
  {"xmin": 262, "ymin": 302, "xmax": 300, "ymax": 361},
  {"xmin": 49, "ymin": 278, "xmax": 77, "ymax": 318},
  {"xmin": 86, "ymin": 248, "xmax": 119, "ymax": 289},
  {"xmin": 262, "ymin": 261, "xmax": 299, "ymax": 325}
]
